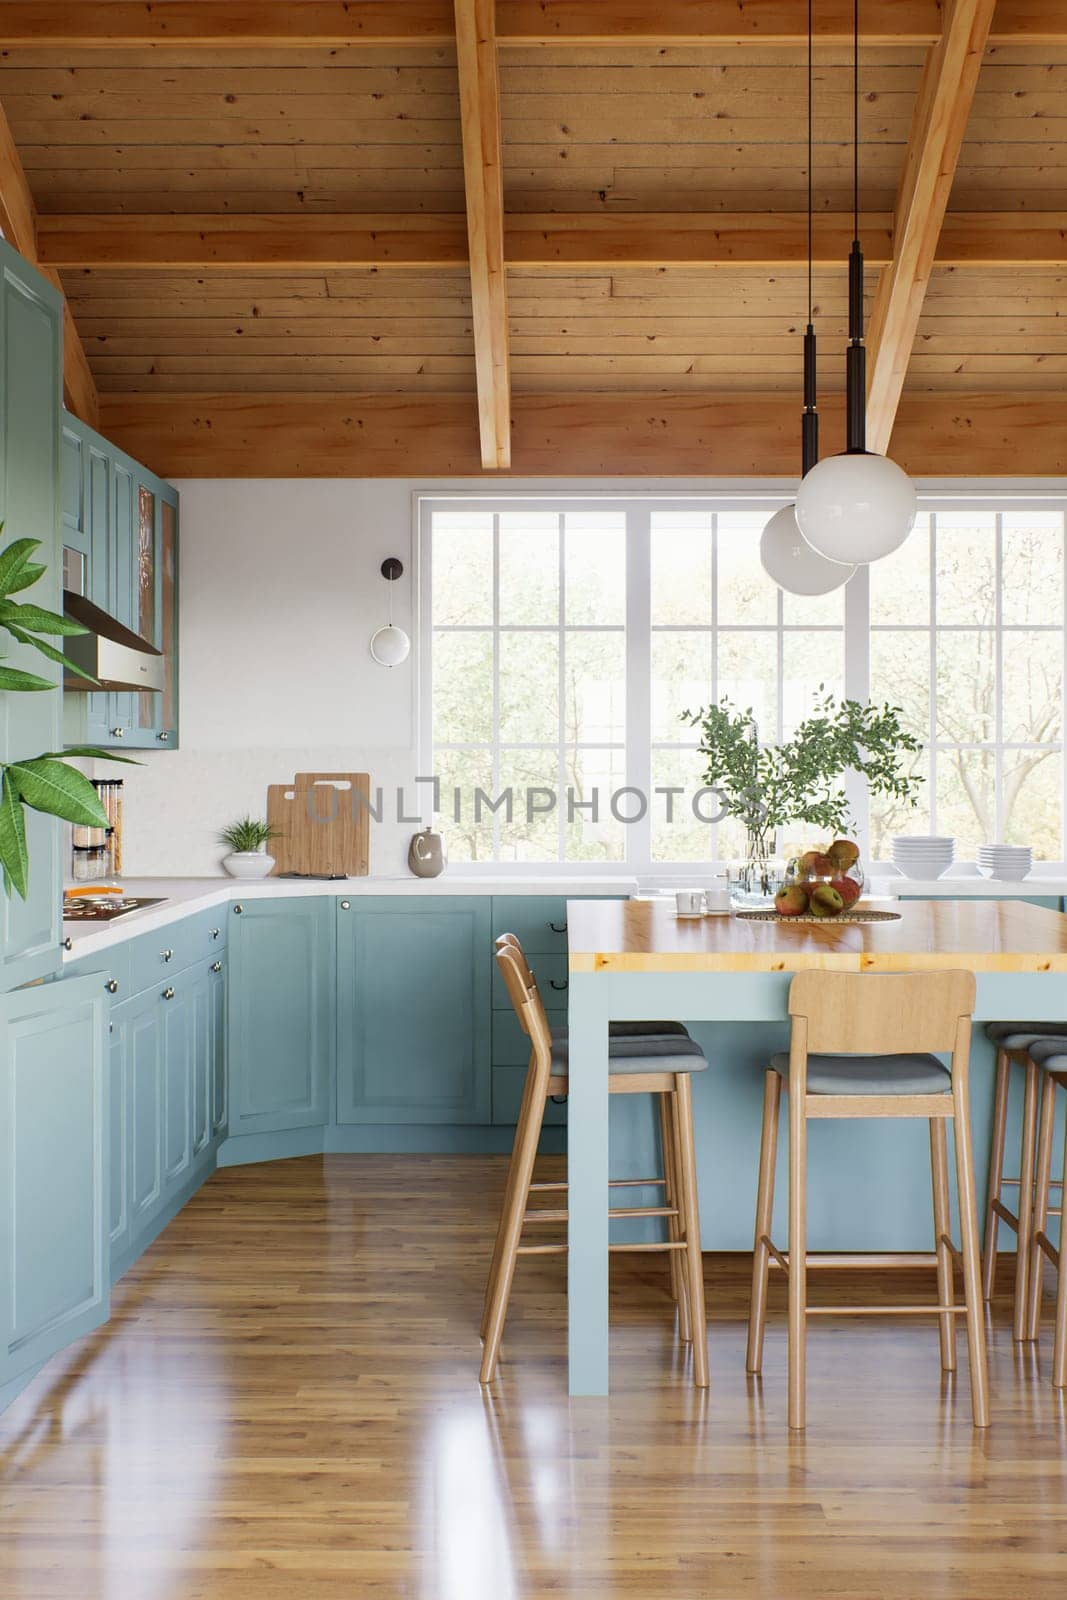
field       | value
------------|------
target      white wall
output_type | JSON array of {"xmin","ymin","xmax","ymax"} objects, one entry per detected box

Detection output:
[{"xmin": 120, "ymin": 478, "xmax": 421, "ymax": 876}]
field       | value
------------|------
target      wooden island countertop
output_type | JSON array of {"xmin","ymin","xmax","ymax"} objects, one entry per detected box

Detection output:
[{"xmin": 567, "ymin": 897, "xmax": 1067, "ymax": 975}]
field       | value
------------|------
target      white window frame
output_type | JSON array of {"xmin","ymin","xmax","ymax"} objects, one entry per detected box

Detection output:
[{"xmin": 416, "ymin": 491, "xmax": 1067, "ymax": 878}]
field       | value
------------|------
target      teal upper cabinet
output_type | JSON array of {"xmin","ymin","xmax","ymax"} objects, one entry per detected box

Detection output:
[
  {"xmin": 61, "ymin": 413, "xmax": 179, "ymax": 750},
  {"xmin": 0, "ymin": 240, "xmax": 64, "ymax": 991},
  {"xmin": 0, "ymin": 974, "xmax": 109, "ymax": 1391},
  {"xmin": 228, "ymin": 898, "xmax": 335, "ymax": 1135},
  {"xmin": 337, "ymin": 898, "xmax": 492, "ymax": 1125}
]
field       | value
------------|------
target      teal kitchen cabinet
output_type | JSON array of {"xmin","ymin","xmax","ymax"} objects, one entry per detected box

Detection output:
[
  {"xmin": 122, "ymin": 986, "xmax": 165, "ymax": 1235},
  {"xmin": 209, "ymin": 951, "xmax": 227, "ymax": 1141},
  {"xmin": 337, "ymin": 898, "xmax": 492, "ymax": 1124},
  {"xmin": 227, "ymin": 898, "xmax": 335, "ymax": 1135},
  {"xmin": 0, "ymin": 239, "xmax": 64, "ymax": 992},
  {"xmin": 61, "ymin": 413, "xmax": 180, "ymax": 751},
  {"xmin": 160, "ymin": 975, "xmax": 194, "ymax": 1198},
  {"xmin": 0, "ymin": 975, "xmax": 109, "ymax": 1391},
  {"xmin": 107, "ymin": 1009, "xmax": 130, "ymax": 1257}
]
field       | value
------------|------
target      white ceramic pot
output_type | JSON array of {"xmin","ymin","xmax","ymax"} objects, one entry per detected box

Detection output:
[{"xmin": 222, "ymin": 850, "xmax": 275, "ymax": 879}]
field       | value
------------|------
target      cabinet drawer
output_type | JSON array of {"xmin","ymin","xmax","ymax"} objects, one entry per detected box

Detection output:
[
  {"xmin": 127, "ymin": 925, "xmax": 198, "ymax": 994},
  {"xmin": 63, "ymin": 941, "xmax": 132, "ymax": 1003},
  {"xmin": 493, "ymin": 1007, "xmax": 565, "ymax": 1067},
  {"xmin": 491, "ymin": 896, "xmax": 573, "ymax": 954},
  {"xmin": 492, "ymin": 951, "xmax": 568, "ymax": 1007},
  {"xmin": 181, "ymin": 908, "xmax": 229, "ymax": 958},
  {"xmin": 492, "ymin": 1065, "xmax": 567, "ymax": 1127}
]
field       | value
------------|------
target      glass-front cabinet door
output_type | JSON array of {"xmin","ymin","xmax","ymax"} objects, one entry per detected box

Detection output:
[{"xmin": 61, "ymin": 414, "xmax": 179, "ymax": 751}]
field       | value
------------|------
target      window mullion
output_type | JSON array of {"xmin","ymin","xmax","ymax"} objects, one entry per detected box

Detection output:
[
  {"xmin": 843, "ymin": 562, "xmax": 871, "ymax": 859},
  {"xmin": 627, "ymin": 508, "xmax": 652, "ymax": 874}
]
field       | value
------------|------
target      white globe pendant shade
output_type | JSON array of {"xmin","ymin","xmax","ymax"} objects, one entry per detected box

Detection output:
[
  {"xmin": 759, "ymin": 504, "xmax": 855, "ymax": 596},
  {"xmin": 794, "ymin": 451, "xmax": 917, "ymax": 565},
  {"xmin": 369, "ymin": 623, "xmax": 411, "ymax": 667}
]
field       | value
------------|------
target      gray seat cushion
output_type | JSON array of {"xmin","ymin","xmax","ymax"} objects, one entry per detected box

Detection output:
[
  {"xmin": 550, "ymin": 1020, "xmax": 689, "ymax": 1044},
  {"xmin": 985, "ymin": 1020, "xmax": 1067, "ymax": 1051},
  {"xmin": 1026, "ymin": 1037, "xmax": 1067, "ymax": 1073},
  {"xmin": 769, "ymin": 1051, "xmax": 951, "ymax": 1096},
  {"xmin": 550, "ymin": 1031, "xmax": 707, "ymax": 1077}
]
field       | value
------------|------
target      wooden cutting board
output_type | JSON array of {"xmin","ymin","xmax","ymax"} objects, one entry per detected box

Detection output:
[{"xmin": 267, "ymin": 772, "xmax": 371, "ymax": 877}]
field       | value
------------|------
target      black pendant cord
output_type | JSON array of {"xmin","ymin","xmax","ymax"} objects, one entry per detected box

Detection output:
[
  {"xmin": 801, "ymin": 0, "xmax": 818, "ymax": 477},
  {"xmin": 846, "ymin": 0, "xmax": 867, "ymax": 454}
]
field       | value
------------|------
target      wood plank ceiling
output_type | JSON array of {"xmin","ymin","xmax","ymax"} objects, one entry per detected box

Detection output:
[{"xmin": 0, "ymin": 0, "xmax": 1065, "ymax": 476}]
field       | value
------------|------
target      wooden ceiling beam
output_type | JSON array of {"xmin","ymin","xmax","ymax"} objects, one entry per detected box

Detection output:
[
  {"xmin": 1, "ymin": 1, "xmax": 1062, "ymax": 47},
  {"xmin": 35, "ymin": 211, "xmax": 1067, "ymax": 273},
  {"xmin": 0, "ymin": 99, "xmax": 98, "ymax": 427},
  {"xmin": 97, "ymin": 391, "xmax": 1067, "ymax": 481},
  {"xmin": 453, "ymin": 0, "xmax": 510, "ymax": 470},
  {"xmin": 865, "ymin": 0, "xmax": 998, "ymax": 455}
]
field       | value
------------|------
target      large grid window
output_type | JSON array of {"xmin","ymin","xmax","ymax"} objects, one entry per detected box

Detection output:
[
  {"xmin": 428, "ymin": 509, "xmax": 628, "ymax": 863},
  {"xmin": 419, "ymin": 497, "xmax": 1067, "ymax": 870},
  {"xmin": 868, "ymin": 510, "xmax": 1065, "ymax": 860}
]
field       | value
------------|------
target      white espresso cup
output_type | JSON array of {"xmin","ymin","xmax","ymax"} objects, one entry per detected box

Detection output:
[
  {"xmin": 703, "ymin": 885, "xmax": 730, "ymax": 914},
  {"xmin": 675, "ymin": 888, "xmax": 704, "ymax": 917}
]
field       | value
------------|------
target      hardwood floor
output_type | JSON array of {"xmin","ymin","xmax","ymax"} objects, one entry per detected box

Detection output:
[{"xmin": 2, "ymin": 1154, "xmax": 1066, "ymax": 1599}]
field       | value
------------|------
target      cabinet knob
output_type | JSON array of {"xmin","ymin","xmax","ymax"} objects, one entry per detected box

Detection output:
[
  {"xmin": 162, "ymin": 986, "xmax": 175, "ymax": 1000},
  {"xmin": 106, "ymin": 978, "xmax": 119, "ymax": 994},
  {"xmin": 233, "ymin": 903, "xmax": 243, "ymax": 915},
  {"xmin": 211, "ymin": 961, "xmax": 222, "ymax": 974},
  {"xmin": 210, "ymin": 927, "xmax": 220, "ymax": 939},
  {"xmin": 340, "ymin": 899, "xmax": 351, "ymax": 910},
  {"xmin": 549, "ymin": 920, "xmax": 567, "ymax": 933},
  {"xmin": 110, "ymin": 726, "xmax": 125, "ymax": 738},
  {"xmin": 161, "ymin": 948, "xmax": 174, "ymax": 962},
  {"xmin": 62, "ymin": 936, "xmax": 73, "ymax": 951},
  {"xmin": 109, "ymin": 1021, "xmax": 114, "ymax": 1034},
  {"xmin": 158, "ymin": 730, "xmax": 171, "ymax": 743}
]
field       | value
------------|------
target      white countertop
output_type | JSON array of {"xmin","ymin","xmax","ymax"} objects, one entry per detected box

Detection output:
[
  {"xmin": 62, "ymin": 874, "xmax": 640, "ymax": 959},
  {"xmin": 872, "ymin": 874, "xmax": 1067, "ymax": 898}
]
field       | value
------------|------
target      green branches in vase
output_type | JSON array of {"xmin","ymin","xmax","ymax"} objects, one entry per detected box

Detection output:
[
  {"xmin": 681, "ymin": 689, "xmax": 923, "ymax": 894},
  {"xmin": 0, "ymin": 528, "xmax": 138, "ymax": 899}
]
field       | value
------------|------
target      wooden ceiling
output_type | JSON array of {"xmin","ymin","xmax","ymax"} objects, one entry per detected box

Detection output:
[{"xmin": 0, "ymin": 1, "xmax": 1065, "ymax": 476}]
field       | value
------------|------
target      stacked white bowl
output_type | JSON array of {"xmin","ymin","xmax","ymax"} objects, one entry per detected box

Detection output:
[
  {"xmin": 977, "ymin": 844, "xmax": 1032, "ymax": 881},
  {"xmin": 891, "ymin": 835, "xmax": 956, "ymax": 880}
]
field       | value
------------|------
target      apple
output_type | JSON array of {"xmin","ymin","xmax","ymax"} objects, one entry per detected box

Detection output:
[
  {"xmin": 830, "ymin": 874, "xmax": 862, "ymax": 909},
  {"xmin": 809, "ymin": 884, "xmax": 845, "ymax": 917},
  {"xmin": 797, "ymin": 849, "xmax": 833, "ymax": 879},
  {"xmin": 827, "ymin": 838, "xmax": 861, "ymax": 871},
  {"xmin": 774, "ymin": 884, "xmax": 808, "ymax": 917}
]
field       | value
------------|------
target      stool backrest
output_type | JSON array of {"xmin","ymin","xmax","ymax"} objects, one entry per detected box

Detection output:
[
  {"xmin": 788, "ymin": 969, "xmax": 975, "ymax": 1058},
  {"xmin": 494, "ymin": 934, "xmax": 553, "ymax": 1085}
]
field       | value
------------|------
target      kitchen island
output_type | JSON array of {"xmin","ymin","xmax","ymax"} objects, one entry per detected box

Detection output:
[{"xmin": 564, "ymin": 897, "xmax": 1067, "ymax": 1395}]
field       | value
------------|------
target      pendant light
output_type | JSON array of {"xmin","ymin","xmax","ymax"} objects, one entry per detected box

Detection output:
[
  {"xmin": 760, "ymin": 0, "xmax": 854, "ymax": 597},
  {"xmin": 369, "ymin": 557, "xmax": 411, "ymax": 667},
  {"xmin": 794, "ymin": 0, "xmax": 916, "ymax": 566}
]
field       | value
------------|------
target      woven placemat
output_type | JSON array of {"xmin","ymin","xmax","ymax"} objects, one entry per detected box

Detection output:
[{"xmin": 735, "ymin": 908, "xmax": 902, "ymax": 924}]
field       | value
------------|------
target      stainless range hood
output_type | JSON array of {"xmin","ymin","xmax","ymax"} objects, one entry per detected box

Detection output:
[{"xmin": 62, "ymin": 590, "xmax": 165, "ymax": 694}]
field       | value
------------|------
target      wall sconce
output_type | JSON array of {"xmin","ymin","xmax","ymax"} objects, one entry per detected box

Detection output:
[{"xmin": 369, "ymin": 557, "xmax": 410, "ymax": 668}]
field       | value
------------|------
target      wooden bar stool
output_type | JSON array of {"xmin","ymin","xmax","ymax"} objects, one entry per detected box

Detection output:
[
  {"xmin": 981, "ymin": 1021, "xmax": 1067, "ymax": 1337},
  {"xmin": 481, "ymin": 933, "xmax": 709, "ymax": 1387},
  {"xmin": 746, "ymin": 969, "xmax": 989, "ymax": 1431},
  {"xmin": 1018, "ymin": 1038, "xmax": 1067, "ymax": 1382}
]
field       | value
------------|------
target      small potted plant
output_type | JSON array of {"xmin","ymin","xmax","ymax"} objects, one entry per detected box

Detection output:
[{"xmin": 219, "ymin": 816, "xmax": 277, "ymax": 879}]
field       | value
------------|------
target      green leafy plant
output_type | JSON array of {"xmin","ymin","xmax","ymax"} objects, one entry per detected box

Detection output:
[
  {"xmin": 681, "ymin": 689, "xmax": 924, "ymax": 859},
  {"xmin": 0, "ymin": 529, "xmax": 137, "ymax": 899},
  {"xmin": 219, "ymin": 816, "xmax": 277, "ymax": 854},
  {"xmin": 0, "ymin": 533, "xmax": 98, "ymax": 689}
]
